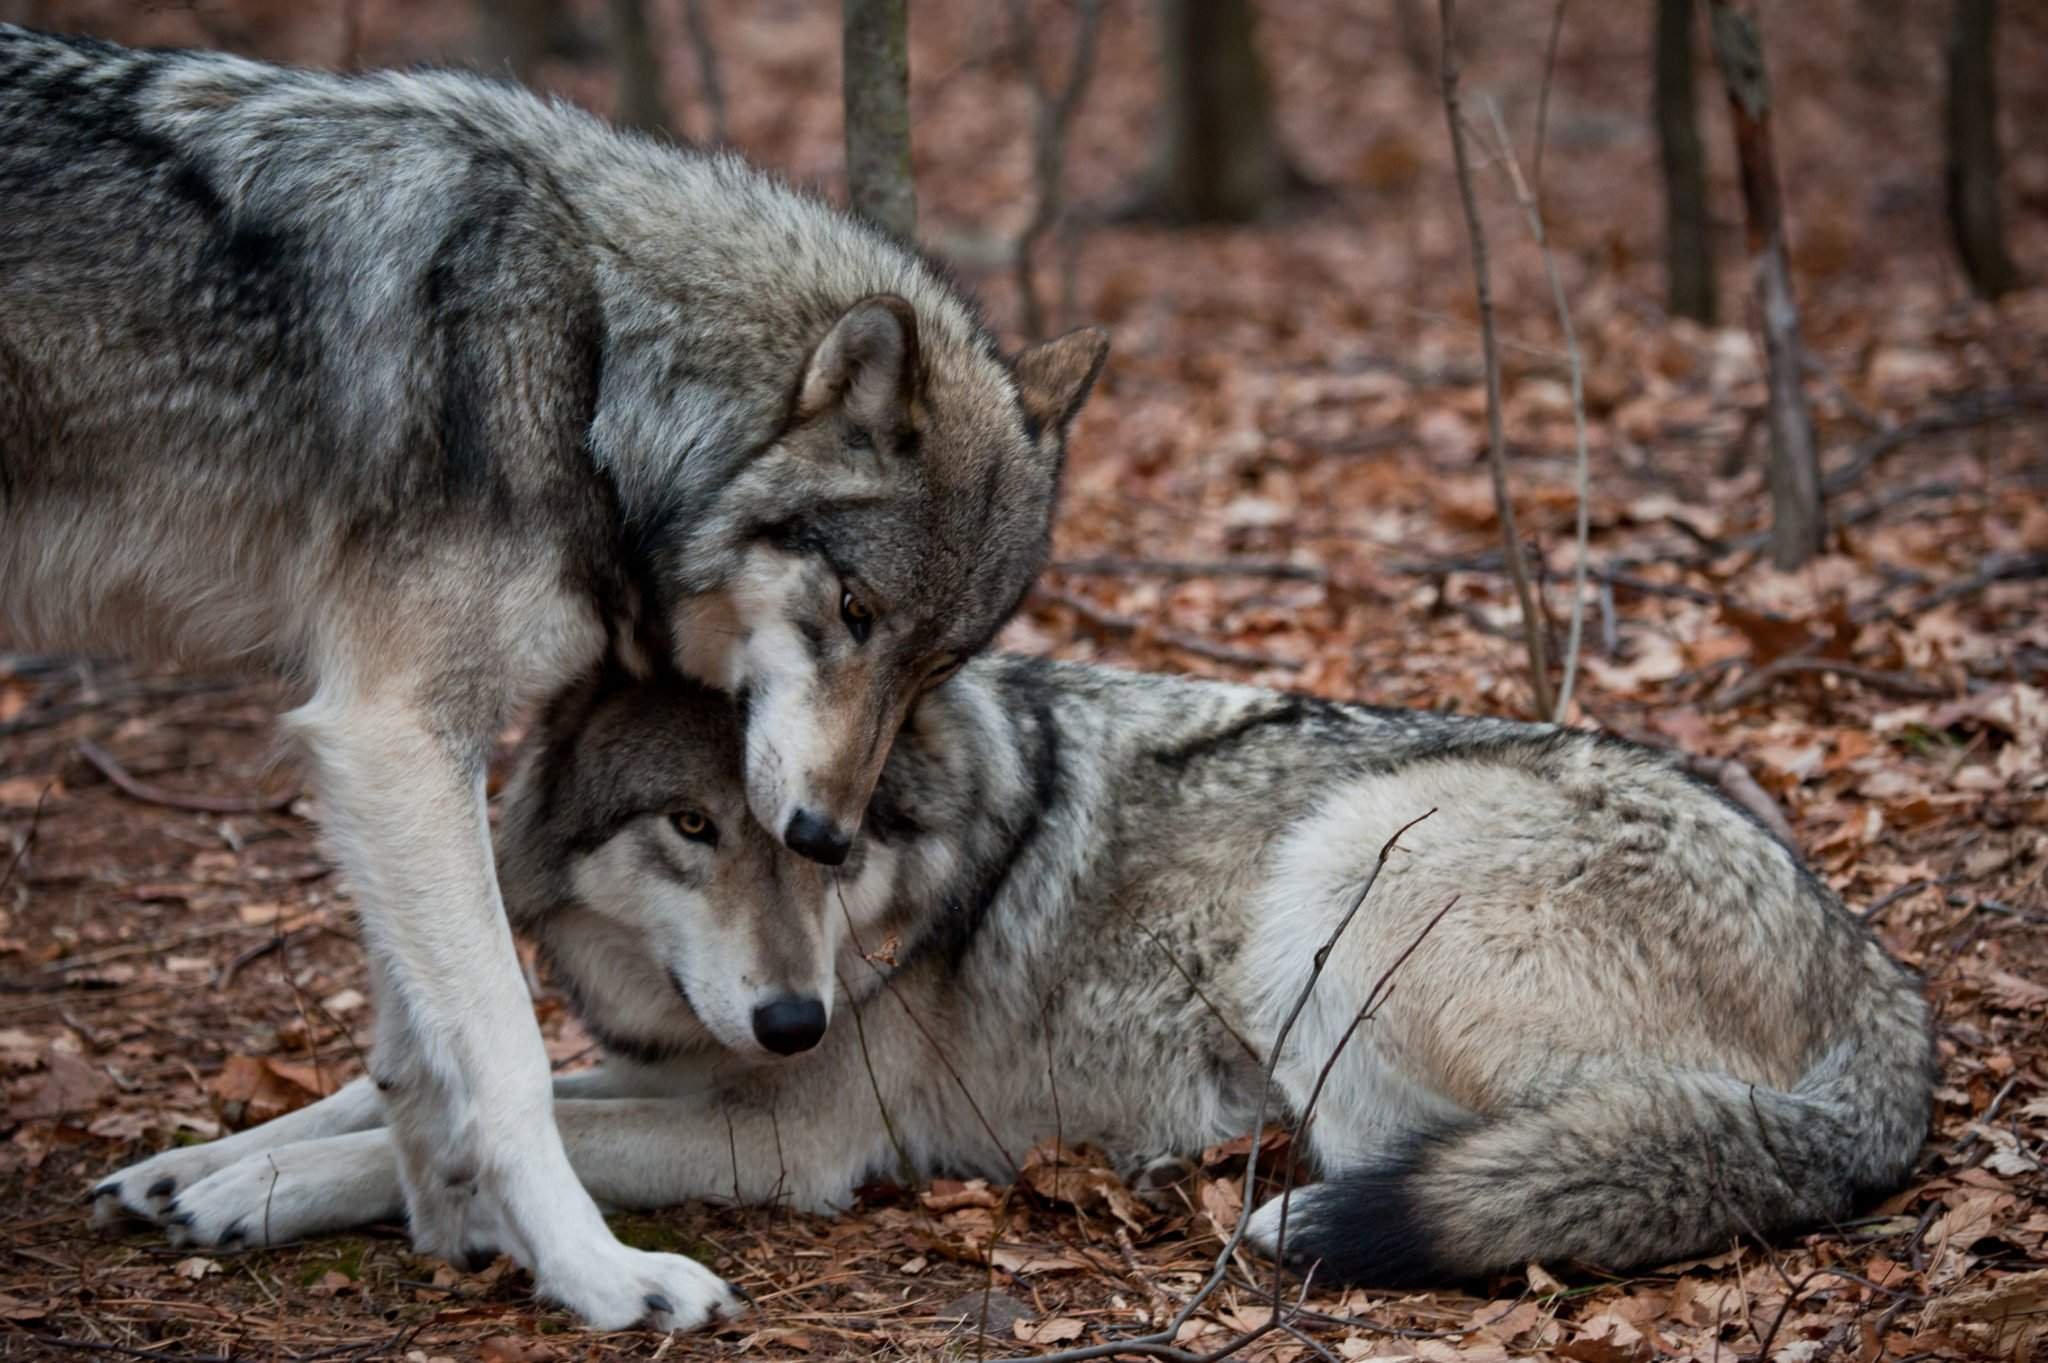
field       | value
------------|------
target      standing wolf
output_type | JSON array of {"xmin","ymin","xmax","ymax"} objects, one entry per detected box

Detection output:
[
  {"xmin": 98, "ymin": 659, "xmax": 1935, "ymax": 1284},
  {"xmin": 1, "ymin": 26, "xmax": 1106, "ymax": 1329}
]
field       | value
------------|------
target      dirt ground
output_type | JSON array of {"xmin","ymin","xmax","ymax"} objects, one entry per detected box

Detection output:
[{"xmin": 3, "ymin": 1, "xmax": 2046, "ymax": 1360}]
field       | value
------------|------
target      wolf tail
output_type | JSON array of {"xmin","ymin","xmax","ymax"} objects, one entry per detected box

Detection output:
[{"xmin": 1275, "ymin": 984, "xmax": 1933, "ymax": 1285}]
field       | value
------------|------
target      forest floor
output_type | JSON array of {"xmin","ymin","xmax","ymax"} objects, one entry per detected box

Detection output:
[{"xmin": 4, "ymin": 1, "xmax": 2047, "ymax": 1360}]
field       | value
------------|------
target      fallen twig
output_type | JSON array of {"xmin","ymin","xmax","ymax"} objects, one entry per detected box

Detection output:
[
  {"xmin": 1706, "ymin": 655, "xmax": 1952, "ymax": 712},
  {"xmin": 1680, "ymin": 754, "xmax": 1799, "ymax": 847},
  {"xmin": 1821, "ymin": 387, "xmax": 2048, "ymax": 495},
  {"xmin": 1033, "ymin": 585, "xmax": 1302, "ymax": 673},
  {"xmin": 75, "ymin": 738, "xmax": 296, "ymax": 816}
]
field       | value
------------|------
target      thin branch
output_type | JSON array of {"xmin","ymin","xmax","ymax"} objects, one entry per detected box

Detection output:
[
  {"xmin": 75, "ymin": 738, "xmax": 296, "ymax": 816},
  {"xmin": 1440, "ymin": 0, "xmax": 1554, "ymax": 718},
  {"xmin": 1531, "ymin": 0, "xmax": 1569, "ymax": 200},
  {"xmin": 833, "ymin": 878, "xmax": 1020, "ymax": 1178},
  {"xmin": 1012, "ymin": 0, "xmax": 1106, "ymax": 340},
  {"xmin": 995, "ymin": 810, "xmax": 1439, "ymax": 1363},
  {"xmin": 1267, "ymin": 895, "xmax": 1460, "ymax": 1296},
  {"xmin": 1705, "ymin": 655, "xmax": 1951, "ymax": 712},
  {"xmin": 1821, "ymin": 386, "xmax": 2048, "ymax": 495},
  {"xmin": 1053, "ymin": 557, "xmax": 1326, "ymax": 584},
  {"xmin": 1481, "ymin": 95, "xmax": 1589, "ymax": 723},
  {"xmin": 1033, "ymin": 585, "xmax": 1302, "ymax": 673}
]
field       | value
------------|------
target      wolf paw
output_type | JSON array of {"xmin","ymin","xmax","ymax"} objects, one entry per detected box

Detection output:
[
  {"xmin": 536, "ymin": 1241, "xmax": 746, "ymax": 1333},
  {"xmin": 1242, "ymin": 1187, "xmax": 1321, "ymax": 1262},
  {"xmin": 89, "ymin": 1144, "xmax": 245, "ymax": 1230}
]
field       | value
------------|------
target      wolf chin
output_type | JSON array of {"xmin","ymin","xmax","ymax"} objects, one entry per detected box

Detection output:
[
  {"xmin": 92, "ymin": 657, "xmax": 1935, "ymax": 1286},
  {"xmin": 3, "ymin": 25, "xmax": 1107, "ymax": 1329}
]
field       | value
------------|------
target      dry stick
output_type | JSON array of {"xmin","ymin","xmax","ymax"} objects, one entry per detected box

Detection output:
[
  {"xmin": 0, "ymin": 777, "xmax": 54, "ymax": 902},
  {"xmin": 1678, "ymin": 754, "xmax": 1797, "ymax": 847},
  {"xmin": 1053, "ymin": 557, "xmax": 1326, "ymax": 584},
  {"xmin": 1012, "ymin": 0, "xmax": 1106, "ymax": 341},
  {"xmin": 1033, "ymin": 584, "xmax": 1302, "ymax": 673},
  {"xmin": 836, "ymin": 965, "xmax": 917, "ymax": 1188},
  {"xmin": 1821, "ymin": 385, "xmax": 2048, "ymax": 496},
  {"xmin": 994, "ymin": 809, "xmax": 1438, "ymax": 1363},
  {"xmin": 1266, "ymin": 896, "xmax": 1461, "ymax": 1305},
  {"xmin": 1481, "ymin": 98, "xmax": 1589, "ymax": 723},
  {"xmin": 1704, "ymin": 655, "xmax": 1951, "ymax": 713},
  {"xmin": 75, "ymin": 738, "xmax": 296, "ymax": 816},
  {"xmin": 1440, "ymin": 0, "xmax": 1554, "ymax": 719}
]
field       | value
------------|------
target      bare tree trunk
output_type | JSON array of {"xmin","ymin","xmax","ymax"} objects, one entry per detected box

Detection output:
[
  {"xmin": 608, "ymin": 0, "xmax": 671, "ymax": 137},
  {"xmin": 1126, "ymin": 0, "xmax": 1298, "ymax": 223},
  {"xmin": 1655, "ymin": 0, "xmax": 1716, "ymax": 323},
  {"xmin": 1708, "ymin": 0, "xmax": 1822, "ymax": 571},
  {"xmin": 842, "ymin": 0, "xmax": 916, "ymax": 240},
  {"xmin": 1945, "ymin": 0, "xmax": 2017, "ymax": 299}
]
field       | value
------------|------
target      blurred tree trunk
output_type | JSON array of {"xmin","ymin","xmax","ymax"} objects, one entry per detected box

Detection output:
[
  {"xmin": 608, "ymin": 0, "xmax": 671, "ymax": 137},
  {"xmin": 1655, "ymin": 0, "xmax": 1716, "ymax": 324},
  {"xmin": 1708, "ymin": 0, "xmax": 1822, "ymax": 571},
  {"xmin": 481, "ymin": 0, "xmax": 554, "ymax": 85},
  {"xmin": 1945, "ymin": 0, "xmax": 2017, "ymax": 299},
  {"xmin": 842, "ymin": 0, "xmax": 916, "ymax": 240},
  {"xmin": 1124, "ymin": 0, "xmax": 1299, "ymax": 223}
]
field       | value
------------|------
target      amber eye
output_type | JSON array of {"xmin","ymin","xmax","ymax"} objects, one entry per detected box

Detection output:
[
  {"xmin": 670, "ymin": 810, "xmax": 718, "ymax": 846},
  {"xmin": 840, "ymin": 591, "xmax": 875, "ymax": 643}
]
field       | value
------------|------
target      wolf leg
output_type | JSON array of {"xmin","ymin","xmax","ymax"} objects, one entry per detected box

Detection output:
[
  {"xmin": 287, "ymin": 683, "xmax": 742, "ymax": 1332},
  {"xmin": 165, "ymin": 1087, "xmax": 894, "ymax": 1251},
  {"xmin": 90, "ymin": 1077, "xmax": 386, "ymax": 1227}
]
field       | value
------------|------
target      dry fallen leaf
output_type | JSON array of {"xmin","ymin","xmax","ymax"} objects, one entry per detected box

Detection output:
[{"xmin": 1013, "ymin": 1315, "xmax": 1086, "ymax": 1345}]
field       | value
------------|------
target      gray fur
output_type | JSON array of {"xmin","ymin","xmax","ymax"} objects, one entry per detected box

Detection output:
[
  {"xmin": 102, "ymin": 657, "xmax": 1934, "ymax": 1285},
  {"xmin": 11, "ymin": 25, "xmax": 1104, "ymax": 1329}
]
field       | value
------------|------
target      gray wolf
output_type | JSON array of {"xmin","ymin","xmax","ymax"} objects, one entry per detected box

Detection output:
[
  {"xmin": 92, "ymin": 657, "xmax": 1934, "ymax": 1285},
  {"xmin": 2, "ymin": 25, "xmax": 1106, "ymax": 1328}
]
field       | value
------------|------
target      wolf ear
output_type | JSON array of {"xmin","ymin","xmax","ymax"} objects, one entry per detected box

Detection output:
[
  {"xmin": 795, "ymin": 295, "xmax": 921, "ymax": 434},
  {"xmin": 1014, "ymin": 327, "xmax": 1109, "ymax": 441}
]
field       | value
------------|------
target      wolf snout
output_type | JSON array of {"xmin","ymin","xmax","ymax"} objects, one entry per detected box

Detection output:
[
  {"xmin": 783, "ymin": 810, "xmax": 851, "ymax": 865},
  {"xmin": 751, "ymin": 995, "xmax": 827, "ymax": 1055}
]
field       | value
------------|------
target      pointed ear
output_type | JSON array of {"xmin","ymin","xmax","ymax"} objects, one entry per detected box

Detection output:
[
  {"xmin": 795, "ymin": 295, "xmax": 921, "ymax": 433},
  {"xmin": 1014, "ymin": 326, "xmax": 1109, "ymax": 441}
]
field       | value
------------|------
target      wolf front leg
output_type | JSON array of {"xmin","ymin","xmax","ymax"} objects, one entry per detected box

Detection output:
[
  {"xmin": 153, "ymin": 1081, "xmax": 901, "ymax": 1253},
  {"xmin": 286, "ymin": 683, "xmax": 743, "ymax": 1332}
]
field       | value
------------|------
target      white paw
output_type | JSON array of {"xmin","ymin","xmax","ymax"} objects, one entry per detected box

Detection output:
[
  {"xmin": 1241, "ymin": 1192, "xmax": 1292, "ymax": 1258},
  {"xmin": 90, "ymin": 1142, "xmax": 244, "ymax": 1230},
  {"xmin": 536, "ymin": 1241, "xmax": 746, "ymax": 1333},
  {"xmin": 163, "ymin": 1135, "xmax": 399, "ymax": 1249}
]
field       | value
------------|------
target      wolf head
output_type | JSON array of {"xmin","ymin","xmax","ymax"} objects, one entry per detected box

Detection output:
[
  {"xmin": 663, "ymin": 297, "xmax": 1106, "ymax": 864},
  {"xmin": 497, "ymin": 672, "xmax": 911, "ymax": 1061}
]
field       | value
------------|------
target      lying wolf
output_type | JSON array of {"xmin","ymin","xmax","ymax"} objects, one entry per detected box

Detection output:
[
  {"xmin": 4, "ymin": 24, "xmax": 1106, "ymax": 1328},
  {"xmin": 96, "ymin": 657, "xmax": 1934, "ymax": 1282}
]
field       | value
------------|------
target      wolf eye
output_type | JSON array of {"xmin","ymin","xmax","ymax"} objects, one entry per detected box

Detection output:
[
  {"xmin": 840, "ymin": 591, "xmax": 875, "ymax": 643},
  {"xmin": 670, "ymin": 810, "xmax": 718, "ymax": 847}
]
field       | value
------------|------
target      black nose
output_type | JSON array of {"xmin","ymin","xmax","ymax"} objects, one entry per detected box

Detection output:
[
  {"xmin": 784, "ymin": 810, "xmax": 851, "ymax": 865},
  {"xmin": 751, "ymin": 996, "xmax": 827, "ymax": 1055}
]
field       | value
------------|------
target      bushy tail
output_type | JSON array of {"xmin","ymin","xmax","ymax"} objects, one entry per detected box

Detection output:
[{"xmin": 1280, "ymin": 997, "xmax": 1934, "ymax": 1285}]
